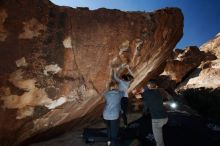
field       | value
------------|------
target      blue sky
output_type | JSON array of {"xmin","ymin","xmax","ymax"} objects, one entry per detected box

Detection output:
[{"xmin": 50, "ymin": 0, "xmax": 220, "ymax": 49}]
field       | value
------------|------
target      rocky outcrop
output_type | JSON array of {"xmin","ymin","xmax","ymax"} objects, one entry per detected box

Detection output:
[
  {"xmin": 201, "ymin": 33, "xmax": 220, "ymax": 58},
  {"xmin": 0, "ymin": 0, "xmax": 183, "ymax": 145},
  {"xmin": 177, "ymin": 33, "xmax": 220, "ymax": 120},
  {"xmin": 162, "ymin": 46, "xmax": 205, "ymax": 83},
  {"xmin": 177, "ymin": 59, "xmax": 220, "ymax": 90},
  {"xmin": 177, "ymin": 34, "xmax": 220, "ymax": 91},
  {"xmin": 153, "ymin": 46, "xmax": 207, "ymax": 95}
]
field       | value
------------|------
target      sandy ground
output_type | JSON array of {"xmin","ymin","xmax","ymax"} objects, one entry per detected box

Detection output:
[
  {"xmin": 30, "ymin": 113, "xmax": 142, "ymax": 146},
  {"xmin": 30, "ymin": 130, "xmax": 106, "ymax": 146}
]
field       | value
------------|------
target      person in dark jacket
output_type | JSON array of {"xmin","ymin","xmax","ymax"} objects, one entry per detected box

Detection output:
[
  {"xmin": 133, "ymin": 80, "xmax": 168, "ymax": 146},
  {"xmin": 103, "ymin": 81, "xmax": 123, "ymax": 146}
]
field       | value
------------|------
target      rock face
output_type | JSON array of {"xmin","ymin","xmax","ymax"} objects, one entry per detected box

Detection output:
[
  {"xmin": 177, "ymin": 33, "xmax": 220, "ymax": 120},
  {"xmin": 0, "ymin": 0, "xmax": 183, "ymax": 145},
  {"xmin": 163, "ymin": 46, "xmax": 205, "ymax": 83},
  {"xmin": 201, "ymin": 33, "xmax": 220, "ymax": 58},
  {"xmin": 154, "ymin": 46, "xmax": 207, "ymax": 94},
  {"xmin": 177, "ymin": 34, "xmax": 220, "ymax": 90}
]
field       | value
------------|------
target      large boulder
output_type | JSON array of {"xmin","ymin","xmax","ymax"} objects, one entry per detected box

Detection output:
[
  {"xmin": 164, "ymin": 46, "xmax": 205, "ymax": 83},
  {"xmin": 177, "ymin": 34, "xmax": 220, "ymax": 90},
  {"xmin": 201, "ymin": 33, "xmax": 220, "ymax": 58},
  {"xmin": 154, "ymin": 46, "xmax": 207, "ymax": 95},
  {"xmin": 177, "ymin": 33, "xmax": 220, "ymax": 120},
  {"xmin": 0, "ymin": 0, "xmax": 183, "ymax": 145},
  {"xmin": 160, "ymin": 46, "xmax": 206, "ymax": 83}
]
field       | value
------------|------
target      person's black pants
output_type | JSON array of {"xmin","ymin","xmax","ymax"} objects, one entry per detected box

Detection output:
[
  {"xmin": 105, "ymin": 119, "xmax": 119, "ymax": 146},
  {"xmin": 121, "ymin": 97, "xmax": 128, "ymax": 126}
]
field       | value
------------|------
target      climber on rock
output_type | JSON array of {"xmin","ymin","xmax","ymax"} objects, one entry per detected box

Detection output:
[
  {"xmin": 113, "ymin": 65, "xmax": 134, "ymax": 127},
  {"xmin": 103, "ymin": 81, "xmax": 123, "ymax": 146}
]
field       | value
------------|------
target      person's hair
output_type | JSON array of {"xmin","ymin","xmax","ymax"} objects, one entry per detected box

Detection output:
[
  {"xmin": 108, "ymin": 81, "xmax": 118, "ymax": 90},
  {"xmin": 121, "ymin": 74, "xmax": 134, "ymax": 81},
  {"xmin": 147, "ymin": 79, "xmax": 158, "ymax": 88}
]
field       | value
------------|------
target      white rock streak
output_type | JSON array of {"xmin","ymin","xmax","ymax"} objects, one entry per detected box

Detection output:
[
  {"xmin": 16, "ymin": 57, "xmax": 28, "ymax": 67},
  {"xmin": 63, "ymin": 36, "xmax": 72, "ymax": 48},
  {"xmin": 45, "ymin": 97, "xmax": 67, "ymax": 109},
  {"xmin": 44, "ymin": 64, "xmax": 62, "ymax": 76}
]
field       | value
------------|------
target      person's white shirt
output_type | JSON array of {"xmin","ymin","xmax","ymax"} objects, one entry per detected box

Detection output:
[{"xmin": 113, "ymin": 65, "xmax": 133, "ymax": 98}]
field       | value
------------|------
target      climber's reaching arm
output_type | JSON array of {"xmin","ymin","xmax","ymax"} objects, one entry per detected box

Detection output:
[
  {"xmin": 125, "ymin": 65, "xmax": 134, "ymax": 77},
  {"xmin": 113, "ymin": 68, "xmax": 121, "ymax": 83}
]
